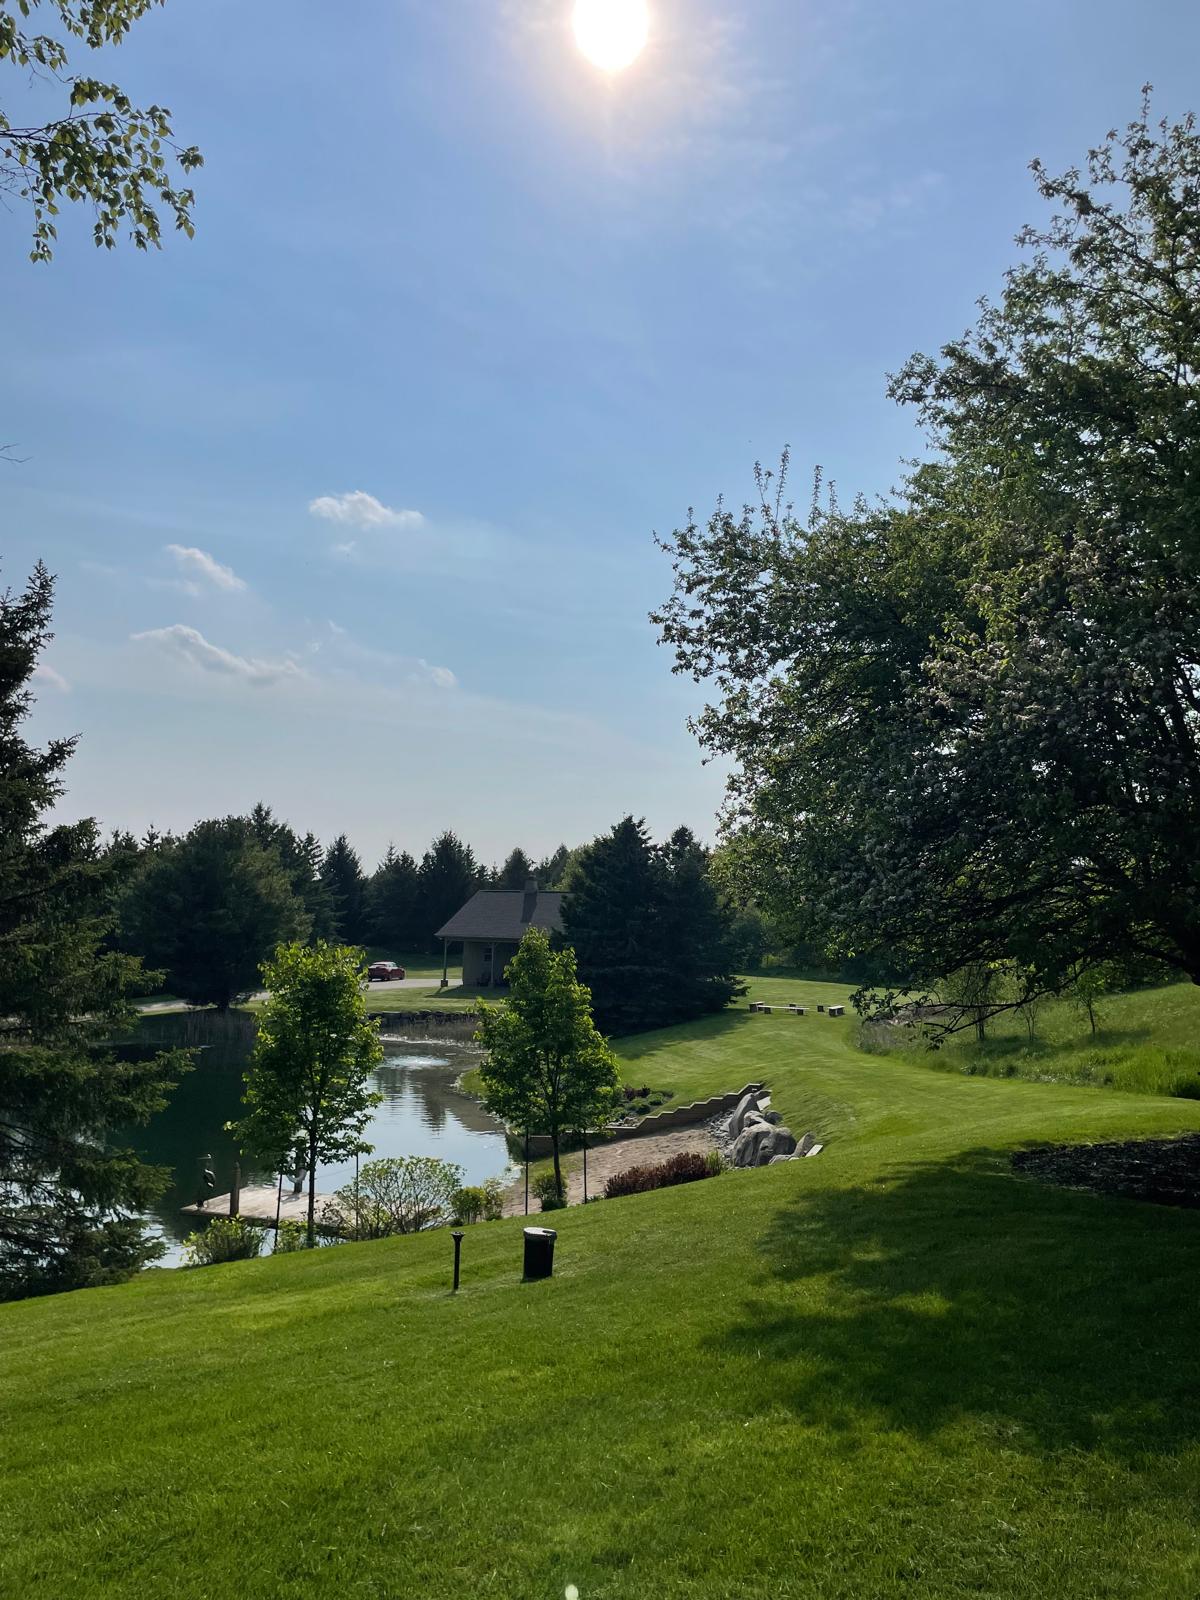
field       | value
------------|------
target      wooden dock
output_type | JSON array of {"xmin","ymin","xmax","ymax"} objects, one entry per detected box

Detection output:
[{"xmin": 181, "ymin": 1183, "xmax": 337, "ymax": 1230}]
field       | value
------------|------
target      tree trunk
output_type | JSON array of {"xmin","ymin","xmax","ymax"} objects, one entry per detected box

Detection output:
[
  {"xmin": 551, "ymin": 1129, "xmax": 563, "ymax": 1202},
  {"xmin": 306, "ymin": 1130, "xmax": 318, "ymax": 1248}
]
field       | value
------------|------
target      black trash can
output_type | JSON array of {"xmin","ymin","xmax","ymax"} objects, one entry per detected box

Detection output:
[{"xmin": 523, "ymin": 1226, "xmax": 557, "ymax": 1281}]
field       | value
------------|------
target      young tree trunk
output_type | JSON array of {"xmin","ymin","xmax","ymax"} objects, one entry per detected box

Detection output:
[
  {"xmin": 306, "ymin": 1129, "xmax": 319, "ymax": 1248},
  {"xmin": 551, "ymin": 1129, "xmax": 564, "ymax": 1201}
]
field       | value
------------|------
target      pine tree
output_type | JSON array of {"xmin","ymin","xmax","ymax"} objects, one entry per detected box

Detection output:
[
  {"xmin": 416, "ymin": 832, "xmax": 482, "ymax": 952},
  {"xmin": 120, "ymin": 818, "xmax": 310, "ymax": 1009},
  {"xmin": 248, "ymin": 804, "xmax": 337, "ymax": 941},
  {"xmin": 561, "ymin": 817, "xmax": 672, "ymax": 1035},
  {"xmin": 366, "ymin": 846, "xmax": 421, "ymax": 951},
  {"xmin": 657, "ymin": 827, "xmax": 742, "ymax": 1021},
  {"xmin": 1, "ymin": 565, "xmax": 186, "ymax": 1301},
  {"xmin": 496, "ymin": 846, "xmax": 534, "ymax": 890},
  {"xmin": 535, "ymin": 843, "xmax": 577, "ymax": 890},
  {"xmin": 320, "ymin": 834, "xmax": 369, "ymax": 944}
]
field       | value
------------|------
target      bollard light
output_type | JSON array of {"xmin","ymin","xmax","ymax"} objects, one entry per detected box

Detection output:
[{"xmin": 451, "ymin": 1229, "xmax": 464, "ymax": 1292}]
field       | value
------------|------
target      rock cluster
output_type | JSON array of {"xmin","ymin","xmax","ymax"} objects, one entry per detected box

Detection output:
[{"xmin": 724, "ymin": 1089, "xmax": 821, "ymax": 1168}]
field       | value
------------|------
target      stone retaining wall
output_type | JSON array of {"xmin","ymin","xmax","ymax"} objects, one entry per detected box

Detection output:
[{"xmin": 521, "ymin": 1082, "xmax": 765, "ymax": 1157}]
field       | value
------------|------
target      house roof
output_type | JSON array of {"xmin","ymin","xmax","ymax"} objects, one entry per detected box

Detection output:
[{"xmin": 436, "ymin": 887, "xmax": 565, "ymax": 943}]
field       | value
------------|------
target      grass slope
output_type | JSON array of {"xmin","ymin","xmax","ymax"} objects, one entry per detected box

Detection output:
[{"xmin": 4, "ymin": 979, "xmax": 1200, "ymax": 1598}]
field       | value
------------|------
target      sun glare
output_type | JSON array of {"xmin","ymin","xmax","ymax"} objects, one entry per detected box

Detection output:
[{"xmin": 572, "ymin": 0, "xmax": 649, "ymax": 73}]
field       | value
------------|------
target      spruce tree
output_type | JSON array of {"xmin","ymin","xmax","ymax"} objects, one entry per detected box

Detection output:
[
  {"xmin": 561, "ymin": 816, "xmax": 672, "ymax": 1035},
  {"xmin": 248, "ymin": 804, "xmax": 337, "ymax": 941},
  {"xmin": 657, "ymin": 827, "xmax": 742, "ymax": 1021},
  {"xmin": 496, "ymin": 846, "xmax": 534, "ymax": 890},
  {"xmin": 366, "ymin": 846, "xmax": 421, "ymax": 951},
  {"xmin": 416, "ymin": 832, "xmax": 481, "ymax": 951},
  {"xmin": 320, "ymin": 834, "xmax": 369, "ymax": 944},
  {"xmin": 0, "ymin": 565, "xmax": 186, "ymax": 1301},
  {"xmin": 535, "ymin": 843, "xmax": 575, "ymax": 889},
  {"xmin": 120, "ymin": 818, "xmax": 310, "ymax": 1009}
]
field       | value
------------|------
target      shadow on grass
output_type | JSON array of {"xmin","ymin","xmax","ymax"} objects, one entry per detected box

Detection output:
[{"xmin": 712, "ymin": 1150, "xmax": 1200, "ymax": 1467}]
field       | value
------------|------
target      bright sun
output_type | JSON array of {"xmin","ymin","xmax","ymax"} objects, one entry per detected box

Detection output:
[{"xmin": 572, "ymin": 0, "xmax": 649, "ymax": 72}]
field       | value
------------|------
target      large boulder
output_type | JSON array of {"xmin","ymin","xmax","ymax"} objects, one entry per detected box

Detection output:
[
  {"xmin": 731, "ymin": 1121, "xmax": 772, "ymax": 1167},
  {"xmin": 726, "ymin": 1090, "xmax": 763, "ymax": 1140},
  {"xmin": 755, "ymin": 1126, "xmax": 797, "ymax": 1164}
]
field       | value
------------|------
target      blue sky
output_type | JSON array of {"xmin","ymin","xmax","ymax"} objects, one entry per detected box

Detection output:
[{"xmin": 5, "ymin": 0, "xmax": 1199, "ymax": 867}]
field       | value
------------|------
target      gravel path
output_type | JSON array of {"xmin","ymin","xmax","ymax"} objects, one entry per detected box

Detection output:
[{"xmin": 502, "ymin": 1122, "xmax": 720, "ymax": 1216}]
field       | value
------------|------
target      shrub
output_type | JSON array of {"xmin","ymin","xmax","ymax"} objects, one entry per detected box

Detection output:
[
  {"xmin": 603, "ymin": 1149, "xmax": 714, "ymax": 1200},
  {"xmin": 704, "ymin": 1148, "xmax": 725, "ymax": 1177},
  {"xmin": 182, "ymin": 1216, "xmax": 264, "ymax": 1266},
  {"xmin": 532, "ymin": 1170, "xmax": 566, "ymax": 1211},
  {"xmin": 273, "ymin": 1220, "xmax": 308, "ymax": 1253},
  {"xmin": 482, "ymin": 1177, "xmax": 505, "ymax": 1220},
  {"xmin": 452, "ymin": 1185, "xmax": 487, "ymax": 1224},
  {"xmin": 321, "ymin": 1155, "xmax": 465, "ymax": 1240}
]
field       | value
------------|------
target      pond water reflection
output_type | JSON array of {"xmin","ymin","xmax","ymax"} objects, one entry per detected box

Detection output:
[{"xmin": 123, "ymin": 1013, "xmax": 510, "ymax": 1264}]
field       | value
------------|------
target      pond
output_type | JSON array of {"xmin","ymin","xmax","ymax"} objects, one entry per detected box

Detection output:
[{"xmin": 121, "ymin": 1013, "xmax": 512, "ymax": 1265}]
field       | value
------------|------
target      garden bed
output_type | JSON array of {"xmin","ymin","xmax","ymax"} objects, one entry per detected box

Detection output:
[{"xmin": 1012, "ymin": 1134, "xmax": 1200, "ymax": 1208}]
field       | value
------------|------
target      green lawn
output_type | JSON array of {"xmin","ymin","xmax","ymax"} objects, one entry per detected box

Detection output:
[
  {"xmin": 364, "ymin": 981, "xmax": 485, "ymax": 1013},
  {"xmin": 4, "ymin": 977, "xmax": 1200, "ymax": 1598},
  {"xmin": 921, "ymin": 980, "xmax": 1200, "ymax": 1098}
]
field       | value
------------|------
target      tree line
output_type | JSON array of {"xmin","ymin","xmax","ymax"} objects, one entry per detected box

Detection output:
[
  {"xmin": 106, "ymin": 815, "xmax": 579, "ymax": 1009},
  {"xmin": 104, "ymin": 808, "xmax": 753, "ymax": 1026}
]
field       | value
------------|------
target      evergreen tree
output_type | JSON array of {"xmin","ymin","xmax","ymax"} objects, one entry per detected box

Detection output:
[
  {"xmin": 121, "ymin": 817, "xmax": 310, "ymax": 1009},
  {"xmin": 1, "ymin": 564, "xmax": 186, "ymax": 1301},
  {"xmin": 366, "ymin": 846, "xmax": 421, "ymax": 951},
  {"xmin": 561, "ymin": 817, "xmax": 671, "ymax": 1035},
  {"xmin": 496, "ymin": 846, "xmax": 534, "ymax": 890},
  {"xmin": 248, "ymin": 804, "xmax": 336, "ymax": 941},
  {"xmin": 657, "ymin": 827, "xmax": 742, "ymax": 1021},
  {"xmin": 535, "ymin": 843, "xmax": 579, "ymax": 890},
  {"xmin": 416, "ymin": 831, "xmax": 481, "ymax": 952},
  {"xmin": 320, "ymin": 834, "xmax": 369, "ymax": 944}
]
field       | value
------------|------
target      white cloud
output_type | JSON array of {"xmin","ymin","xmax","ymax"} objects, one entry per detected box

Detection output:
[
  {"xmin": 131, "ymin": 625, "xmax": 302, "ymax": 688},
  {"xmin": 165, "ymin": 544, "xmax": 246, "ymax": 593},
  {"xmin": 420, "ymin": 661, "xmax": 458, "ymax": 690},
  {"xmin": 32, "ymin": 663, "xmax": 70, "ymax": 692},
  {"xmin": 308, "ymin": 491, "xmax": 424, "ymax": 531}
]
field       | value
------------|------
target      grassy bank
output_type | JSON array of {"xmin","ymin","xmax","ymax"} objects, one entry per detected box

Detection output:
[
  {"xmin": 4, "ymin": 976, "xmax": 1200, "ymax": 1598},
  {"xmin": 876, "ymin": 980, "xmax": 1200, "ymax": 1100}
]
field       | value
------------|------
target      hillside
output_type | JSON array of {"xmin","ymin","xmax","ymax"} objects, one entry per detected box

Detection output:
[{"xmin": 3, "ymin": 979, "xmax": 1200, "ymax": 1598}]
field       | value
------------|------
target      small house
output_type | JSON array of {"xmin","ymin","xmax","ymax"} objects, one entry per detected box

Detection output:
[{"xmin": 436, "ymin": 880, "xmax": 565, "ymax": 988}]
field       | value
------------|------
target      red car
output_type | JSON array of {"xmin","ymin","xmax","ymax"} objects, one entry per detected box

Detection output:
[{"xmin": 367, "ymin": 961, "xmax": 407, "ymax": 982}]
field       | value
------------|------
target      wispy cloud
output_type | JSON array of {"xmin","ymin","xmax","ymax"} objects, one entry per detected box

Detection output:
[
  {"xmin": 32, "ymin": 662, "xmax": 70, "ymax": 693},
  {"xmin": 324, "ymin": 620, "xmax": 457, "ymax": 690},
  {"xmin": 165, "ymin": 544, "xmax": 247, "ymax": 593},
  {"xmin": 132, "ymin": 625, "xmax": 302, "ymax": 688},
  {"xmin": 308, "ymin": 491, "xmax": 425, "ymax": 531}
]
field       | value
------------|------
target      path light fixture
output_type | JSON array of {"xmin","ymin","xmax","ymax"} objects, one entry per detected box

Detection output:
[{"xmin": 451, "ymin": 1229, "xmax": 464, "ymax": 1292}]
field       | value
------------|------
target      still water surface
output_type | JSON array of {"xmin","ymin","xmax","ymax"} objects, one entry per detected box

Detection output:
[{"xmin": 124, "ymin": 1014, "xmax": 511, "ymax": 1263}]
